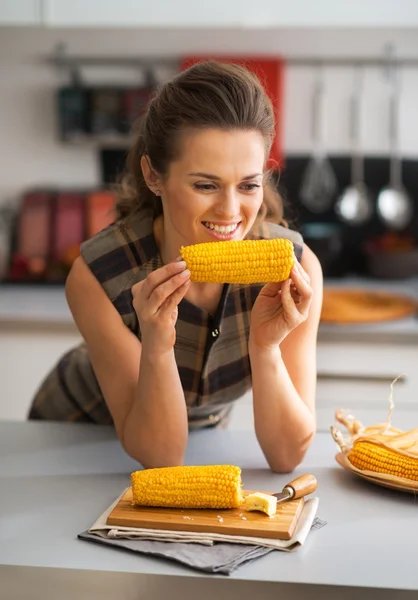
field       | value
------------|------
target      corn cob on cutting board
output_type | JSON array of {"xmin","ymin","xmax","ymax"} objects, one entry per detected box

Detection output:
[{"xmin": 106, "ymin": 488, "xmax": 305, "ymax": 541}]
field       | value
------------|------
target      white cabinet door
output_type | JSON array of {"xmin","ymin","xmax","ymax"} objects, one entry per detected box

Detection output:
[
  {"xmin": 316, "ymin": 341, "xmax": 418, "ymax": 412},
  {"xmin": 0, "ymin": 328, "xmax": 82, "ymax": 421},
  {"xmin": 254, "ymin": 0, "xmax": 418, "ymax": 27},
  {"xmin": 0, "ymin": 0, "xmax": 41, "ymax": 24},
  {"xmin": 228, "ymin": 340, "xmax": 418, "ymax": 434},
  {"xmin": 42, "ymin": 0, "xmax": 418, "ymax": 28},
  {"xmin": 42, "ymin": 0, "xmax": 241, "ymax": 27}
]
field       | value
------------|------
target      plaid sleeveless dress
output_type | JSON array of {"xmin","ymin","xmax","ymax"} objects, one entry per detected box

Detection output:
[{"xmin": 28, "ymin": 208, "xmax": 303, "ymax": 429}]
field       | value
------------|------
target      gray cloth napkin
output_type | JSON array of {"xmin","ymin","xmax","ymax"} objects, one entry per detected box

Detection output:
[
  {"xmin": 77, "ymin": 492, "xmax": 326, "ymax": 575},
  {"xmin": 78, "ymin": 517, "xmax": 326, "ymax": 575},
  {"xmin": 77, "ymin": 531, "xmax": 275, "ymax": 574}
]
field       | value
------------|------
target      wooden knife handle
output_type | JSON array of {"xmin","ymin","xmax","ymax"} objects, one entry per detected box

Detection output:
[{"xmin": 284, "ymin": 474, "xmax": 318, "ymax": 499}]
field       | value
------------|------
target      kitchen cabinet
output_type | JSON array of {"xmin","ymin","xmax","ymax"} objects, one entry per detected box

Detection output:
[
  {"xmin": 316, "ymin": 340, "xmax": 418, "ymax": 410},
  {"xmin": 40, "ymin": 0, "xmax": 418, "ymax": 29},
  {"xmin": 0, "ymin": 0, "xmax": 41, "ymax": 25},
  {"xmin": 0, "ymin": 324, "xmax": 81, "ymax": 421},
  {"xmin": 314, "ymin": 339, "xmax": 418, "ymax": 434},
  {"xmin": 41, "ymin": 0, "xmax": 240, "ymax": 28},
  {"xmin": 3, "ymin": 0, "xmax": 418, "ymax": 29},
  {"xmin": 229, "ymin": 338, "xmax": 418, "ymax": 433}
]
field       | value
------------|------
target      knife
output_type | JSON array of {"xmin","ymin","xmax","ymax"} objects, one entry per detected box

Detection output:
[{"xmin": 272, "ymin": 474, "xmax": 318, "ymax": 504}]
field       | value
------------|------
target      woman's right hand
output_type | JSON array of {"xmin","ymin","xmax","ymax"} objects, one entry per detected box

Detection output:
[{"xmin": 132, "ymin": 260, "xmax": 191, "ymax": 355}]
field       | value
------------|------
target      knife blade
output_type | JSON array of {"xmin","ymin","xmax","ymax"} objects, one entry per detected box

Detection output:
[{"xmin": 272, "ymin": 473, "xmax": 318, "ymax": 504}]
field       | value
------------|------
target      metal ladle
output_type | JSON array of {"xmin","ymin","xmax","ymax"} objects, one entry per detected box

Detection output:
[
  {"xmin": 377, "ymin": 50, "xmax": 413, "ymax": 230},
  {"xmin": 335, "ymin": 66, "xmax": 373, "ymax": 225}
]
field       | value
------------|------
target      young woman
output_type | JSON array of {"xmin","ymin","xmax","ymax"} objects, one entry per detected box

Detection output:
[{"xmin": 29, "ymin": 61, "xmax": 323, "ymax": 473}]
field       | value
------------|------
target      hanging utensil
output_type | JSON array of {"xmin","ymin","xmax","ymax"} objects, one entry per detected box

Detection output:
[
  {"xmin": 335, "ymin": 66, "xmax": 373, "ymax": 225},
  {"xmin": 377, "ymin": 47, "xmax": 413, "ymax": 230},
  {"xmin": 300, "ymin": 67, "xmax": 338, "ymax": 213}
]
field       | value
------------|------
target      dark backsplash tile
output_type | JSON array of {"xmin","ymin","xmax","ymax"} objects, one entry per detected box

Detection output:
[
  {"xmin": 275, "ymin": 155, "xmax": 418, "ymax": 235},
  {"xmin": 274, "ymin": 156, "xmax": 418, "ymax": 277}
]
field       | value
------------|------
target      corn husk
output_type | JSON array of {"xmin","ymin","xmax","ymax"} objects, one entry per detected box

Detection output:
[{"xmin": 330, "ymin": 375, "xmax": 418, "ymax": 491}]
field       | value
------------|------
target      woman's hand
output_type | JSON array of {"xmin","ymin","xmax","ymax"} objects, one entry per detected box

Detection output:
[
  {"xmin": 132, "ymin": 260, "xmax": 191, "ymax": 355},
  {"xmin": 249, "ymin": 260, "xmax": 313, "ymax": 350}
]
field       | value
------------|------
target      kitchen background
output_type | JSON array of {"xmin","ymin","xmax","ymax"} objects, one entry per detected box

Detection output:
[{"xmin": 1, "ymin": 0, "xmax": 418, "ymax": 427}]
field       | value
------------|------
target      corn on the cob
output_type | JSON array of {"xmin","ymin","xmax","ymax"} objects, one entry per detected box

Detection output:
[
  {"xmin": 180, "ymin": 238, "xmax": 295, "ymax": 284},
  {"xmin": 347, "ymin": 440, "xmax": 418, "ymax": 481},
  {"xmin": 131, "ymin": 464, "xmax": 244, "ymax": 509}
]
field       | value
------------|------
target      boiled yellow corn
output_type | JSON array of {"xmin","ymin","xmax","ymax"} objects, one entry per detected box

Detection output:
[
  {"xmin": 347, "ymin": 440, "xmax": 418, "ymax": 481},
  {"xmin": 180, "ymin": 238, "xmax": 295, "ymax": 284},
  {"xmin": 131, "ymin": 464, "xmax": 244, "ymax": 509}
]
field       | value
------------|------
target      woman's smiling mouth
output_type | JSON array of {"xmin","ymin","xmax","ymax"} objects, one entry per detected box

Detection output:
[{"xmin": 202, "ymin": 221, "xmax": 241, "ymax": 240}]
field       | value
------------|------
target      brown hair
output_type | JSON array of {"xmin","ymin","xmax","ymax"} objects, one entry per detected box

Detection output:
[{"xmin": 115, "ymin": 60, "xmax": 284, "ymax": 226}]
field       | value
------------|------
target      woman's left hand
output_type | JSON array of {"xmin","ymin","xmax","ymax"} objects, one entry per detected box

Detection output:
[{"xmin": 249, "ymin": 260, "xmax": 313, "ymax": 350}]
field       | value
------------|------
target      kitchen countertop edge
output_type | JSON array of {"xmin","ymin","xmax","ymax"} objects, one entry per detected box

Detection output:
[{"xmin": 1, "ymin": 279, "xmax": 418, "ymax": 343}]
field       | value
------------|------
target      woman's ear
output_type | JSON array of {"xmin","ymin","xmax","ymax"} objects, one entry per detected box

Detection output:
[{"xmin": 140, "ymin": 155, "xmax": 162, "ymax": 196}]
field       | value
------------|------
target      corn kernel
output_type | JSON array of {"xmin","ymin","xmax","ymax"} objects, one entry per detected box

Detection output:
[
  {"xmin": 131, "ymin": 464, "xmax": 244, "ymax": 509},
  {"xmin": 180, "ymin": 238, "xmax": 295, "ymax": 284},
  {"xmin": 348, "ymin": 441, "xmax": 418, "ymax": 481}
]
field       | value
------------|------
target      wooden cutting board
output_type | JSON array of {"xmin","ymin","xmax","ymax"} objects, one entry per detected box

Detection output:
[
  {"xmin": 321, "ymin": 288, "xmax": 417, "ymax": 324},
  {"xmin": 106, "ymin": 488, "xmax": 305, "ymax": 541}
]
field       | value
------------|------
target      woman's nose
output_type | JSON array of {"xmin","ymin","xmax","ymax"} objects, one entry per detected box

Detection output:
[{"xmin": 214, "ymin": 189, "xmax": 240, "ymax": 218}]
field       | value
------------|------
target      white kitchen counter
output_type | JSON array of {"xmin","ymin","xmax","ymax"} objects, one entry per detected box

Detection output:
[
  {"xmin": 0, "ymin": 285, "xmax": 74, "ymax": 326},
  {"xmin": 1, "ymin": 278, "xmax": 417, "ymax": 342},
  {"xmin": 1, "ymin": 422, "xmax": 418, "ymax": 600}
]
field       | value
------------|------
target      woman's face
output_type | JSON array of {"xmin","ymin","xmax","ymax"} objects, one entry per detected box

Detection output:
[{"xmin": 155, "ymin": 128, "xmax": 266, "ymax": 250}]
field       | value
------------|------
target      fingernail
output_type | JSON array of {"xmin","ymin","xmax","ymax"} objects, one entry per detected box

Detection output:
[
  {"xmin": 175, "ymin": 256, "xmax": 183, "ymax": 262},
  {"xmin": 180, "ymin": 269, "xmax": 190, "ymax": 278},
  {"xmin": 176, "ymin": 261, "xmax": 187, "ymax": 269}
]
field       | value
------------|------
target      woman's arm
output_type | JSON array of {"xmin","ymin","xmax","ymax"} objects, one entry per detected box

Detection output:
[
  {"xmin": 249, "ymin": 245, "xmax": 323, "ymax": 473},
  {"xmin": 65, "ymin": 256, "xmax": 189, "ymax": 468}
]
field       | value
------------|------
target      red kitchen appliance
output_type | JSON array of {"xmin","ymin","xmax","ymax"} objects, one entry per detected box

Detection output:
[
  {"xmin": 10, "ymin": 190, "xmax": 55, "ymax": 279},
  {"xmin": 53, "ymin": 191, "xmax": 85, "ymax": 266},
  {"xmin": 85, "ymin": 190, "xmax": 116, "ymax": 239},
  {"xmin": 8, "ymin": 187, "xmax": 116, "ymax": 283}
]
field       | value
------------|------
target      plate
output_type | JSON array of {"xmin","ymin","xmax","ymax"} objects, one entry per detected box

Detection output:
[
  {"xmin": 335, "ymin": 452, "xmax": 418, "ymax": 494},
  {"xmin": 321, "ymin": 288, "xmax": 417, "ymax": 324}
]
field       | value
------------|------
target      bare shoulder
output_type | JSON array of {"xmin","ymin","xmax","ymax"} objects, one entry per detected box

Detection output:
[
  {"xmin": 66, "ymin": 255, "xmax": 102, "ymax": 302},
  {"xmin": 65, "ymin": 255, "xmax": 117, "ymax": 331}
]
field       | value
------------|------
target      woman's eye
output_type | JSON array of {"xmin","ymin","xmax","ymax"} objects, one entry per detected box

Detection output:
[
  {"xmin": 241, "ymin": 183, "xmax": 261, "ymax": 192},
  {"xmin": 194, "ymin": 183, "xmax": 216, "ymax": 191}
]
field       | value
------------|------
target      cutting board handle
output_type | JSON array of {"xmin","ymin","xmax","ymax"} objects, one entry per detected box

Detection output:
[{"xmin": 284, "ymin": 474, "xmax": 317, "ymax": 499}]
